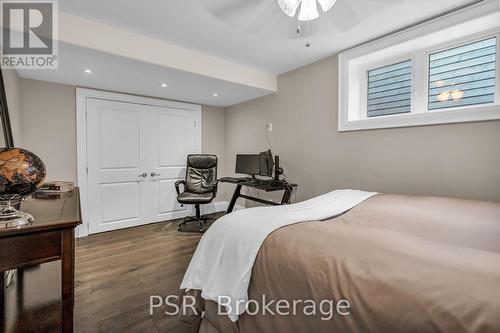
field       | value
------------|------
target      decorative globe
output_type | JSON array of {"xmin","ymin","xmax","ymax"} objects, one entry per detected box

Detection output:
[{"xmin": 0, "ymin": 147, "xmax": 46, "ymax": 202}]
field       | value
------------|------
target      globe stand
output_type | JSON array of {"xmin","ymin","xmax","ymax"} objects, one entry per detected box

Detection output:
[{"xmin": 0, "ymin": 198, "xmax": 33, "ymax": 229}]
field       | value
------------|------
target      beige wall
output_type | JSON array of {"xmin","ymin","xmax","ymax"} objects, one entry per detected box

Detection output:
[
  {"xmin": 1, "ymin": 69, "xmax": 22, "ymax": 146},
  {"xmin": 17, "ymin": 78, "xmax": 227, "ymax": 189},
  {"xmin": 11, "ymin": 56, "xmax": 500, "ymax": 203},
  {"xmin": 19, "ymin": 79, "xmax": 77, "ymax": 182},
  {"xmin": 225, "ymin": 56, "xmax": 500, "ymax": 202},
  {"xmin": 201, "ymin": 105, "xmax": 231, "ymax": 200}
]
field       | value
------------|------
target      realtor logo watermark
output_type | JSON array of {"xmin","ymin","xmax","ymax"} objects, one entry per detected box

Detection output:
[
  {"xmin": 1, "ymin": 0, "xmax": 58, "ymax": 68},
  {"xmin": 150, "ymin": 295, "xmax": 351, "ymax": 321}
]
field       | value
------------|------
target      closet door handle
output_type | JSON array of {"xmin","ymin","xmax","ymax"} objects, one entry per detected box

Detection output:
[
  {"xmin": 138, "ymin": 172, "xmax": 148, "ymax": 178},
  {"xmin": 151, "ymin": 172, "xmax": 161, "ymax": 177}
]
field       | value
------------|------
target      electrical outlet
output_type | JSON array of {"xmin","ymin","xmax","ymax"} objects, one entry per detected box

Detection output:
[{"xmin": 266, "ymin": 123, "xmax": 273, "ymax": 132}]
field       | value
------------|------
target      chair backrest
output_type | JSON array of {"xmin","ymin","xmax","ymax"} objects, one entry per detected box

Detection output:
[{"xmin": 185, "ymin": 154, "xmax": 217, "ymax": 194}]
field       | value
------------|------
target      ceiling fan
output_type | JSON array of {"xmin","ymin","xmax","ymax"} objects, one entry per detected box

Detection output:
[
  {"xmin": 200, "ymin": 0, "xmax": 404, "ymax": 46},
  {"xmin": 278, "ymin": 0, "xmax": 337, "ymax": 22},
  {"xmin": 278, "ymin": 0, "xmax": 337, "ymax": 46}
]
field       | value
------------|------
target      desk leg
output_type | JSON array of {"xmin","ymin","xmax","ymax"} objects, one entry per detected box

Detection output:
[
  {"xmin": 281, "ymin": 186, "xmax": 292, "ymax": 205},
  {"xmin": 16, "ymin": 269, "xmax": 24, "ymax": 312},
  {"xmin": 0, "ymin": 271, "xmax": 4, "ymax": 327},
  {"xmin": 227, "ymin": 184, "xmax": 242, "ymax": 213},
  {"xmin": 61, "ymin": 229, "xmax": 75, "ymax": 333}
]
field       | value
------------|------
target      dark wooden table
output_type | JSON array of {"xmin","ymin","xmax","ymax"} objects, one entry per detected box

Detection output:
[{"xmin": 0, "ymin": 189, "xmax": 81, "ymax": 333}]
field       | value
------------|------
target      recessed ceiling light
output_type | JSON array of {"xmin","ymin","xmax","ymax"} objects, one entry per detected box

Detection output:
[
  {"xmin": 161, "ymin": 83, "xmax": 167, "ymax": 87},
  {"xmin": 84, "ymin": 69, "xmax": 92, "ymax": 74},
  {"xmin": 212, "ymin": 93, "xmax": 219, "ymax": 97}
]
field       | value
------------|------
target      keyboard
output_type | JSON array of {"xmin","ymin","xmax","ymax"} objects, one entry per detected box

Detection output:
[{"xmin": 220, "ymin": 177, "xmax": 253, "ymax": 183}]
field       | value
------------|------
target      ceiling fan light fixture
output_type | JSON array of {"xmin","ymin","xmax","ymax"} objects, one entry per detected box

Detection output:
[
  {"xmin": 317, "ymin": 0, "xmax": 337, "ymax": 12},
  {"xmin": 278, "ymin": 0, "xmax": 300, "ymax": 17},
  {"xmin": 278, "ymin": 0, "xmax": 336, "ymax": 21},
  {"xmin": 298, "ymin": 0, "xmax": 319, "ymax": 21}
]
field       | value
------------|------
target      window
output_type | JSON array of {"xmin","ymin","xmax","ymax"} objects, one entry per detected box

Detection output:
[
  {"xmin": 367, "ymin": 60, "xmax": 412, "ymax": 117},
  {"xmin": 338, "ymin": 2, "xmax": 500, "ymax": 131},
  {"xmin": 428, "ymin": 37, "xmax": 496, "ymax": 110}
]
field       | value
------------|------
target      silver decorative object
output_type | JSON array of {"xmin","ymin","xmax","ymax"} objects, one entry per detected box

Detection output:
[{"xmin": 0, "ymin": 195, "xmax": 33, "ymax": 229}]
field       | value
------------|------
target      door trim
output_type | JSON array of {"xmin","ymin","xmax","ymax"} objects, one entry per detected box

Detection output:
[{"xmin": 76, "ymin": 88, "xmax": 202, "ymax": 237}]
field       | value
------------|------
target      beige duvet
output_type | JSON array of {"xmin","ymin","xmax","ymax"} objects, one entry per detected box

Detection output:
[{"xmin": 180, "ymin": 194, "xmax": 500, "ymax": 333}]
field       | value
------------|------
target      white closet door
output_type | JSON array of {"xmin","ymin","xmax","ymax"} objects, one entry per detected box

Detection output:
[
  {"xmin": 147, "ymin": 106, "xmax": 198, "ymax": 222},
  {"xmin": 86, "ymin": 99, "xmax": 150, "ymax": 233},
  {"xmin": 85, "ymin": 97, "xmax": 200, "ymax": 234}
]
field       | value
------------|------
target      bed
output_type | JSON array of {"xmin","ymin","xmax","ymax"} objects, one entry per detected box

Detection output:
[{"xmin": 179, "ymin": 192, "xmax": 500, "ymax": 333}]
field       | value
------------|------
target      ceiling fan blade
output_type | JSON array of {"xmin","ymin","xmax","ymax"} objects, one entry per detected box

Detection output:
[
  {"xmin": 203, "ymin": 0, "xmax": 302, "ymax": 39},
  {"xmin": 317, "ymin": 0, "xmax": 337, "ymax": 12},
  {"xmin": 278, "ymin": 0, "xmax": 301, "ymax": 17}
]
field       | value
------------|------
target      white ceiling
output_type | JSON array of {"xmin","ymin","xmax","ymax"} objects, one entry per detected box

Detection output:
[
  {"xmin": 58, "ymin": 0, "xmax": 475, "ymax": 73},
  {"xmin": 16, "ymin": 0, "xmax": 479, "ymax": 107},
  {"xmin": 16, "ymin": 42, "xmax": 272, "ymax": 107}
]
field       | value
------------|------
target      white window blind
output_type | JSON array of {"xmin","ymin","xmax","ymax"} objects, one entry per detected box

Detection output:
[
  {"xmin": 367, "ymin": 60, "xmax": 412, "ymax": 118},
  {"xmin": 428, "ymin": 37, "xmax": 497, "ymax": 110}
]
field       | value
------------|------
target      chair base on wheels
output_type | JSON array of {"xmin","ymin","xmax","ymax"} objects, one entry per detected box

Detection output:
[{"xmin": 177, "ymin": 203, "xmax": 214, "ymax": 233}]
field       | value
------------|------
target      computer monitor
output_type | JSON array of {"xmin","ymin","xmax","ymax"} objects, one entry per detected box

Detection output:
[
  {"xmin": 235, "ymin": 154, "xmax": 261, "ymax": 176},
  {"xmin": 259, "ymin": 150, "xmax": 274, "ymax": 177},
  {"xmin": 235, "ymin": 150, "xmax": 274, "ymax": 177}
]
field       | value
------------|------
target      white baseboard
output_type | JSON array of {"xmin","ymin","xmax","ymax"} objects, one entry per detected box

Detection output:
[
  {"xmin": 76, "ymin": 200, "xmax": 245, "ymax": 238},
  {"xmin": 201, "ymin": 200, "xmax": 245, "ymax": 215},
  {"xmin": 5, "ymin": 270, "xmax": 15, "ymax": 287},
  {"xmin": 76, "ymin": 224, "xmax": 87, "ymax": 238}
]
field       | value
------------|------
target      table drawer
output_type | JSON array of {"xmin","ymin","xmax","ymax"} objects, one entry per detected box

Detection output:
[{"xmin": 0, "ymin": 231, "xmax": 61, "ymax": 271}]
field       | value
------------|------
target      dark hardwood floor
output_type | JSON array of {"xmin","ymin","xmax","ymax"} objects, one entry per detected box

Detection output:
[
  {"xmin": 2, "ymin": 213, "xmax": 220, "ymax": 332},
  {"xmin": 74, "ymin": 213, "xmax": 221, "ymax": 333}
]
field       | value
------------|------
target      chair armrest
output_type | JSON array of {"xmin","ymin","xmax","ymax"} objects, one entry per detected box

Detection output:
[
  {"xmin": 213, "ymin": 179, "xmax": 218, "ymax": 196},
  {"xmin": 175, "ymin": 180, "xmax": 186, "ymax": 196}
]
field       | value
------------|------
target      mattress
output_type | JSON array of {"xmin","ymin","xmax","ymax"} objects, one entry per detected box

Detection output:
[{"xmin": 180, "ymin": 194, "xmax": 500, "ymax": 333}]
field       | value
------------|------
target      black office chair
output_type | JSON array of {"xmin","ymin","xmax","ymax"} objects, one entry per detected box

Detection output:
[{"xmin": 175, "ymin": 154, "xmax": 218, "ymax": 232}]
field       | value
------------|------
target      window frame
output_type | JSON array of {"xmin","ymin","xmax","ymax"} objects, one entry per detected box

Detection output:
[{"xmin": 338, "ymin": 2, "xmax": 500, "ymax": 132}]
